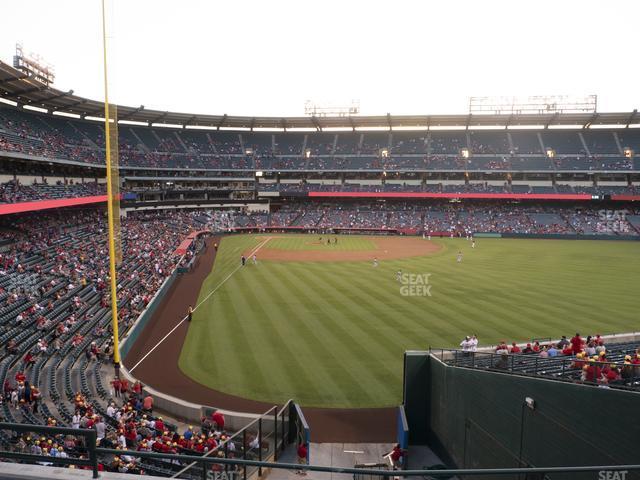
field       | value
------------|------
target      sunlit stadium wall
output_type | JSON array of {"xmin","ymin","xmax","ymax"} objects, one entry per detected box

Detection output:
[{"xmin": 403, "ymin": 352, "xmax": 640, "ymax": 478}]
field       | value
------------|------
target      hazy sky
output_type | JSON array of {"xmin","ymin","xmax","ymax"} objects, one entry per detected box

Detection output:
[{"xmin": 3, "ymin": 0, "xmax": 639, "ymax": 116}]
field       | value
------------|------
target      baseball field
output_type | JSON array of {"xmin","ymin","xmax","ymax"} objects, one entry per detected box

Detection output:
[{"xmin": 178, "ymin": 234, "xmax": 640, "ymax": 408}]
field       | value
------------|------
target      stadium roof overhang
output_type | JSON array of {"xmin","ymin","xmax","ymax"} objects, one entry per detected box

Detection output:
[{"xmin": 1, "ymin": 60, "xmax": 639, "ymax": 131}]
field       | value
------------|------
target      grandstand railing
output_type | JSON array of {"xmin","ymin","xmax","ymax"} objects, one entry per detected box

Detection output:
[
  {"xmin": 0, "ymin": 422, "xmax": 639, "ymax": 479},
  {"xmin": 0, "ymin": 422, "xmax": 99, "ymax": 476},
  {"xmin": 430, "ymin": 348, "xmax": 640, "ymax": 392}
]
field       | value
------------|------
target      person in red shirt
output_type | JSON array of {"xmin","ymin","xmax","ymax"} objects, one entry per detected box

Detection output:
[
  {"xmin": 132, "ymin": 381, "xmax": 143, "ymax": 395},
  {"xmin": 212, "ymin": 411, "xmax": 225, "ymax": 431},
  {"xmin": 509, "ymin": 342, "xmax": 521, "ymax": 354},
  {"xmin": 584, "ymin": 360, "xmax": 601, "ymax": 383},
  {"xmin": 603, "ymin": 365, "xmax": 620, "ymax": 384},
  {"xmin": 155, "ymin": 417, "xmax": 165, "ymax": 433},
  {"xmin": 23, "ymin": 352, "xmax": 36, "ymax": 368},
  {"xmin": 143, "ymin": 395, "xmax": 154, "ymax": 413},
  {"xmin": 111, "ymin": 378, "xmax": 121, "ymax": 398},
  {"xmin": 296, "ymin": 442, "xmax": 308, "ymax": 475},
  {"xmin": 389, "ymin": 444, "xmax": 406, "ymax": 470},
  {"xmin": 570, "ymin": 333, "xmax": 583, "ymax": 355}
]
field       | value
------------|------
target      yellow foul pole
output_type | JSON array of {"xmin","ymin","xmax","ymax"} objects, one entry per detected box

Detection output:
[{"xmin": 101, "ymin": 0, "xmax": 121, "ymax": 372}]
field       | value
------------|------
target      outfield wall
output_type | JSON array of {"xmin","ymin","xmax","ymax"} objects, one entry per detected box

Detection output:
[
  {"xmin": 403, "ymin": 352, "xmax": 640, "ymax": 480},
  {"xmin": 476, "ymin": 232, "xmax": 640, "ymax": 241}
]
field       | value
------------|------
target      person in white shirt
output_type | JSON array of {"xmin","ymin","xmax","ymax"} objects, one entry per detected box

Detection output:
[
  {"xmin": 95, "ymin": 418, "xmax": 106, "ymax": 441},
  {"xmin": 106, "ymin": 403, "xmax": 116, "ymax": 418},
  {"xmin": 470, "ymin": 335, "xmax": 479, "ymax": 352},
  {"xmin": 72, "ymin": 412, "xmax": 81, "ymax": 429},
  {"xmin": 460, "ymin": 336, "xmax": 472, "ymax": 355}
]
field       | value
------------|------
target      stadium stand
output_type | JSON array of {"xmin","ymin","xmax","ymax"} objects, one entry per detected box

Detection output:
[
  {"xmin": 441, "ymin": 335, "xmax": 640, "ymax": 392},
  {"xmin": 0, "ymin": 208, "xmax": 254, "ymax": 476}
]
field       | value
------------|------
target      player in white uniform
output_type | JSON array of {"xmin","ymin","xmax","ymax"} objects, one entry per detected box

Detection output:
[
  {"xmin": 373, "ymin": 257, "xmax": 378, "ymax": 267},
  {"xmin": 456, "ymin": 251, "xmax": 463, "ymax": 263}
]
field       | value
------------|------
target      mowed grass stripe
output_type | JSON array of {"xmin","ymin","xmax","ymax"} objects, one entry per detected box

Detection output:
[
  {"xmin": 251, "ymin": 264, "xmax": 373, "ymax": 406},
  {"xmin": 179, "ymin": 235, "xmax": 640, "ymax": 408},
  {"xmin": 276, "ymin": 264, "xmax": 399, "ymax": 406},
  {"xmin": 182, "ymin": 282, "xmax": 272, "ymax": 396},
  {"xmin": 242, "ymin": 265, "xmax": 346, "ymax": 401},
  {"xmin": 228, "ymin": 267, "xmax": 325, "ymax": 402},
  {"xmin": 312, "ymin": 262, "xmax": 444, "ymax": 346}
]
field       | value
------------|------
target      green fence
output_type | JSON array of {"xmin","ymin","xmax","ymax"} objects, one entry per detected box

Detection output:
[{"xmin": 402, "ymin": 352, "xmax": 640, "ymax": 480}]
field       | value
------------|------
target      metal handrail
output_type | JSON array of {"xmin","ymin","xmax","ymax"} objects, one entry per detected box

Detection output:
[{"xmin": 3, "ymin": 422, "xmax": 639, "ymax": 478}]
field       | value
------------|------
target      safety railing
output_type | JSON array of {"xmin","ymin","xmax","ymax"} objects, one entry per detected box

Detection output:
[
  {"xmin": 4, "ymin": 422, "xmax": 638, "ymax": 479},
  {"xmin": 430, "ymin": 348, "xmax": 640, "ymax": 392}
]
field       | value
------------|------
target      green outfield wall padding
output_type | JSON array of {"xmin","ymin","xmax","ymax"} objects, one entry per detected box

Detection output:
[{"xmin": 404, "ymin": 355, "xmax": 640, "ymax": 480}]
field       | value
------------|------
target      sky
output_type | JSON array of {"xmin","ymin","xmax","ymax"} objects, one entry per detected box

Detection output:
[{"xmin": 2, "ymin": 0, "xmax": 639, "ymax": 117}]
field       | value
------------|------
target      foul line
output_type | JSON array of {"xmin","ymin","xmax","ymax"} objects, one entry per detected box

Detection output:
[{"xmin": 129, "ymin": 236, "xmax": 273, "ymax": 373}]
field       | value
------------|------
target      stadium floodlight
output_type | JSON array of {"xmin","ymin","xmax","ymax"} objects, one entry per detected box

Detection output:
[
  {"xmin": 507, "ymin": 125, "xmax": 546, "ymax": 130},
  {"xmin": 118, "ymin": 119, "xmax": 148, "ymax": 126},
  {"xmin": 13, "ymin": 43, "xmax": 55, "ymax": 86},
  {"xmin": 467, "ymin": 125, "xmax": 507, "ymax": 130},
  {"xmin": 430, "ymin": 125, "xmax": 466, "ymax": 131},
  {"xmin": 305, "ymin": 149, "xmax": 311, "ymax": 159},
  {"xmin": 624, "ymin": 148, "xmax": 634, "ymax": 158},
  {"xmin": 546, "ymin": 148, "xmax": 556, "ymax": 158},
  {"xmin": 52, "ymin": 111, "xmax": 81, "ymax": 119},
  {"xmin": 460, "ymin": 148, "xmax": 470, "ymax": 159},
  {"xmin": 152, "ymin": 123, "xmax": 183, "ymax": 128},
  {"xmin": 185, "ymin": 125, "xmax": 219, "ymax": 130},
  {"xmin": 354, "ymin": 126, "xmax": 389, "ymax": 131},
  {"xmin": 245, "ymin": 148, "xmax": 253, "ymax": 155},
  {"xmin": 255, "ymin": 171, "xmax": 264, "ymax": 177},
  {"xmin": 469, "ymin": 95, "xmax": 597, "ymax": 115},
  {"xmin": 85, "ymin": 116, "xmax": 114, "ymax": 122},
  {"xmin": 23, "ymin": 105, "xmax": 48, "ymax": 113},
  {"xmin": 547, "ymin": 125, "xmax": 583, "ymax": 130},
  {"xmin": 391, "ymin": 126, "xmax": 429, "ymax": 131},
  {"xmin": 381, "ymin": 148, "xmax": 389, "ymax": 158},
  {"xmin": 588, "ymin": 124, "xmax": 626, "ymax": 129}
]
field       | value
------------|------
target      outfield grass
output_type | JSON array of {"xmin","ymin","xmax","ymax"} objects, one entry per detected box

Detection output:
[{"xmin": 178, "ymin": 235, "xmax": 640, "ymax": 408}]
